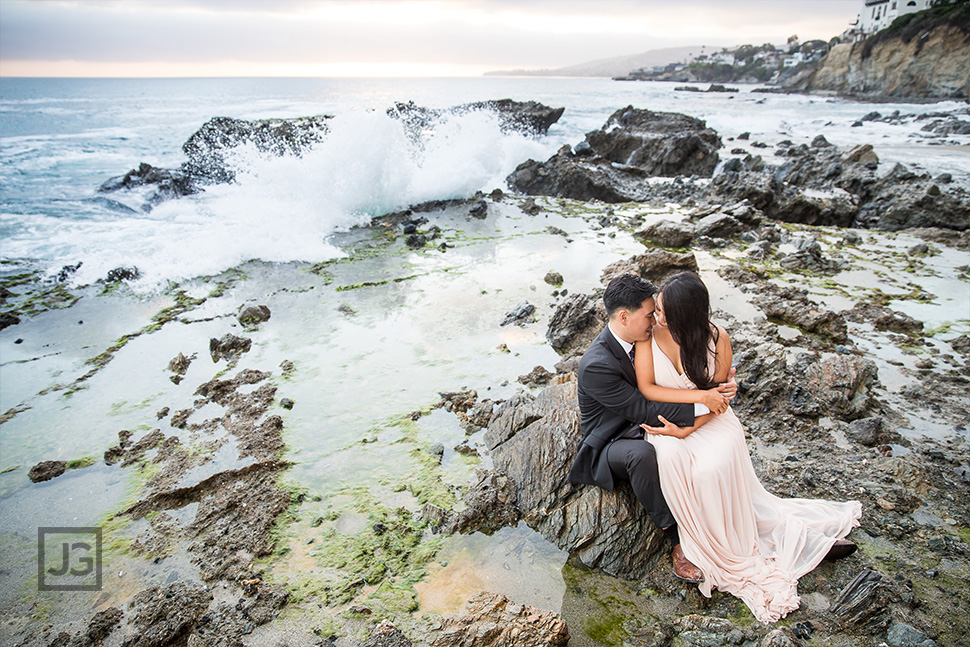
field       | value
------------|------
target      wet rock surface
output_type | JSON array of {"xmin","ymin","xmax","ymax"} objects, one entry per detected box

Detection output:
[
  {"xmin": 507, "ymin": 109, "xmax": 969, "ymax": 232},
  {"xmin": 483, "ymin": 379, "xmax": 669, "ymax": 579},
  {"xmin": 27, "ymin": 460, "xmax": 67, "ymax": 483},
  {"xmin": 424, "ymin": 591, "xmax": 569, "ymax": 647},
  {"xmin": 508, "ymin": 107, "xmax": 721, "ymax": 202}
]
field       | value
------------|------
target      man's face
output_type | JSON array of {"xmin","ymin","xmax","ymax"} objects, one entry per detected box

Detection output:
[{"xmin": 624, "ymin": 297, "xmax": 657, "ymax": 342}]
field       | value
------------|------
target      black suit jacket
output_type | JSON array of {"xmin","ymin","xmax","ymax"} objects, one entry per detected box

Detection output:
[{"xmin": 567, "ymin": 327, "xmax": 694, "ymax": 490}]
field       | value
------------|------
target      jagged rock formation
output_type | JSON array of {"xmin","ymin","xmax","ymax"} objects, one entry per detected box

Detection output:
[
  {"xmin": 783, "ymin": 17, "xmax": 970, "ymax": 99},
  {"xmin": 507, "ymin": 107, "xmax": 721, "ymax": 201},
  {"xmin": 482, "ymin": 379, "xmax": 670, "ymax": 579}
]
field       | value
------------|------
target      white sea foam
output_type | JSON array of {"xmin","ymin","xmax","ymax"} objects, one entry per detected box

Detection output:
[{"xmin": 3, "ymin": 108, "xmax": 552, "ymax": 289}]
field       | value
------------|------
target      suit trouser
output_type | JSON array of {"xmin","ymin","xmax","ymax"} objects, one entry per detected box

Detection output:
[{"xmin": 606, "ymin": 436, "xmax": 675, "ymax": 530}]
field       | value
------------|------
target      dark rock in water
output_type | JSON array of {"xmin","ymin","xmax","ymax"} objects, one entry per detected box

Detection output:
[
  {"xmin": 543, "ymin": 271, "xmax": 563, "ymax": 286},
  {"xmin": 520, "ymin": 197, "xmax": 541, "ymax": 214},
  {"xmin": 500, "ymin": 301, "xmax": 535, "ymax": 326},
  {"xmin": 507, "ymin": 146, "xmax": 644, "ymax": 203},
  {"xmin": 518, "ymin": 365, "xmax": 555, "ymax": 387},
  {"xmin": 100, "ymin": 115, "xmax": 330, "ymax": 210},
  {"xmin": 485, "ymin": 380, "xmax": 667, "ymax": 578},
  {"xmin": 98, "ymin": 162, "xmax": 199, "ymax": 211},
  {"xmin": 0, "ymin": 312, "xmax": 21, "ymax": 331},
  {"xmin": 406, "ymin": 233, "xmax": 427, "ymax": 249},
  {"xmin": 812, "ymin": 134, "xmax": 834, "ymax": 147},
  {"xmin": 182, "ymin": 115, "xmax": 331, "ymax": 183},
  {"xmin": 600, "ymin": 249, "xmax": 699, "ymax": 285},
  {"xmin": 507, "ymin": 107, "xmax": 720, "ymax": 202},
  {"xmin": 56, "ymin": 262, "xmax": 82, "ymax": 282},
  {"xmin": 861, "ymin": 111, "xmax": 882, "ymax": 122},
  {"xmin": 634, "ymin": 219, "xmax": 694, "ymax": 248},
  {"xmin": 388, "ymin": 99, "xmax": 564, "ymax": 137},
  {"xmin": 106, "ymin": 266, "xmax": 140, "ymax": 283},
  {"xmin": 28, "ymin": 460, "xmax": 67, "ymax": 483},
  {"xmin": 424, "ymin": 592, "xmax": 569, "ymax": 647},
  {"xmin": 546, "ymin": 292, "xmax": 605, "ymax": 356},
  {"xmin": 168, "ymin": 352, "xmax": 191, "ymax": 375},
  {"xmin": 694, "ymin": 212, "xmax": 743, "ymax": 239},
  {"xmin": 428, "ymin": 442, "xmax": 445, "ymax": 460},
  {"xmin": 468, "ymin": 200, "xmax": 488, "ymax": 218},
  {"xmin": 280, "ymin": 398, "xmax": 294, "ymax": 410},
  {"xmin": 584, "ymin": 106, "xmax": 721, "ymax": 177},
  {"xmin": 209, "ymin": 333, "xmax": 252, "ymax": 362},
  {"xmin": 443, "ymin": 468, "xmax": 520, "ymax": 535},
  {"xmin": 238, "ymin": 304, "xmax": 271, "ymax": 327}
]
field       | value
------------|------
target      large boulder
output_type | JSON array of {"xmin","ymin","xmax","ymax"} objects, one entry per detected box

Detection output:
[
  {"xmin": 600, "ymin": 250, "xmax": 699, "ymax": 285},
  {"xmin": 634, "ymin": 219, "xmax": 695, "ymax": 248},
  {"xmin": 483, "ymin": 380, "xmax": 668, "ymax": 579},
  {"xmin": 583, "ymin": 107, "xmax": 721, "ymax": 177},
  {"xmin": 181, "ymin": 115, "xmax": 332, "ymax": 183},
  {"xmin": 508, "ymin": 107, "xmax": 721, "ymax": 202},
  {"xmin": 546, "ymin": 292, "xmax": 606, "ymax": 356},
  {"xmin": 507, "ymin": 146, "xmax": 652, "ymax": 203},
  {"xmin": 806, "ymin": 355, "xmax": 878, "ymax": 421}
]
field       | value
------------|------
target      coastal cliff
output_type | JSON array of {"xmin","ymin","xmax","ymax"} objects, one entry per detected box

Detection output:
[{"xmin": 784, "ymin": 13, "xmax": 970, "ymax": 99}]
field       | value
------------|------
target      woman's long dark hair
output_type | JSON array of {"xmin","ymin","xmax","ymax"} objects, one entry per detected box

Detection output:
[{"xmin": 659, "ymin": 272, "xmax": 719, "ymax": 390}]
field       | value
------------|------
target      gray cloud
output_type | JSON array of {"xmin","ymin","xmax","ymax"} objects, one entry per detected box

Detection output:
[{"xmin": 0, "ymin": 0, "xmax": 860, "ymax": 69}]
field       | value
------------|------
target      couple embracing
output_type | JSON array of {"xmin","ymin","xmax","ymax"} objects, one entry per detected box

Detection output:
[{"xmin": 568, "ymin": 272, "xmax": 861, "ymax": 624}]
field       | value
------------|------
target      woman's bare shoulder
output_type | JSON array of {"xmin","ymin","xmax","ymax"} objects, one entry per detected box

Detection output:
[{"xmin": 713, "ymin": 323, "xmax": 732, "ymax": 348}]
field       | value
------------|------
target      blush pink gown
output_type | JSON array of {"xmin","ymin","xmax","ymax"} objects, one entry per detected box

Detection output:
[{"xmin": 649, "ymin": 337, "xmax": 862, "ymax": 623}]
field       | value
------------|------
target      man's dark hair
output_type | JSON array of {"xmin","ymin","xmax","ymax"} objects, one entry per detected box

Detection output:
[{"xmin": 603, "ymin": 274, "xmax": 657, "ymax": 318}]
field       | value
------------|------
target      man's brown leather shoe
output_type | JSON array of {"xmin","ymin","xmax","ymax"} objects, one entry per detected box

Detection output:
[
  {"xmin": 824, "ymin": 539, "xmax": 857, "ymax": 561},
  {"xmin": 672, "ymin": 544, "xmax": 703, "ymax": 583}
]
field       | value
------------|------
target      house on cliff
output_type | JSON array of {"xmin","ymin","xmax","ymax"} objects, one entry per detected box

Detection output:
[{"xmin": 846, "ymin": 0, "xmax": 933, "ymax": 40}]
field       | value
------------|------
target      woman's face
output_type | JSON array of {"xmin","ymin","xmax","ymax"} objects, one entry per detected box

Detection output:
[{"xmin": 655, "ymin": 293, "xmax": 668, "ymax": 327}]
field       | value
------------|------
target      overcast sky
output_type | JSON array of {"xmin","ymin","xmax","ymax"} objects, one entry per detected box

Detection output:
[{"xmin": 0, "ymin": 0, "xmax": 863, "ymax": 77}]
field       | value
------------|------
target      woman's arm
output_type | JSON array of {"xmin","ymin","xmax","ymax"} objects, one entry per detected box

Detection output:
[
  {"xmin": 712, "ymin": 325, "xmax": 733, "ymax": 384},
  {"xmin": 634, "ymin": 339, "xmax": 729, "ymax": 412}
]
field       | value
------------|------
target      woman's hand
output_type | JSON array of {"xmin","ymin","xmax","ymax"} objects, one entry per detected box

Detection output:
[
  {"xmin": 642, "ymin": 413, "xmax": 715, "ymax": 439},
  {"xmin": 642, "ymin": 416, "xmax": 694, "ymax": 439},
  {"xmin": 699, "ymin": 388, "xmax": 730, "ymax": 415}
]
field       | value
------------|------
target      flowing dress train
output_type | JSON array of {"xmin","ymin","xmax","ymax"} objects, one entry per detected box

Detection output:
[{"xmin": 649, "ymin": 337, "xmax": 862, "ymax": 623}]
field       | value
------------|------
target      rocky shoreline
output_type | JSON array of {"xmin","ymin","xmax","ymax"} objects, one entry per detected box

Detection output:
[{"xmin": 2, "ymin": 100, "xmax": 969, "ymax": 647}]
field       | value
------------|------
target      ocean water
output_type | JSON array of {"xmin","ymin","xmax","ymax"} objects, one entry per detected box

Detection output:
[{"xmin": 2, "ymin": 76, "xmax": 968, "ymax": 288}]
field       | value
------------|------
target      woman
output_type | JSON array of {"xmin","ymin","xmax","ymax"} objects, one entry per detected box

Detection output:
[{"xmin": 634, "ymin": 271, "xmax": 861, "ymax": 624}]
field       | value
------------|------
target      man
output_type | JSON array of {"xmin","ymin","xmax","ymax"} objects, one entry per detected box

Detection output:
[{"xmin": 567, "ymin": 273, "xmax": 735, "ymax": 582}]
